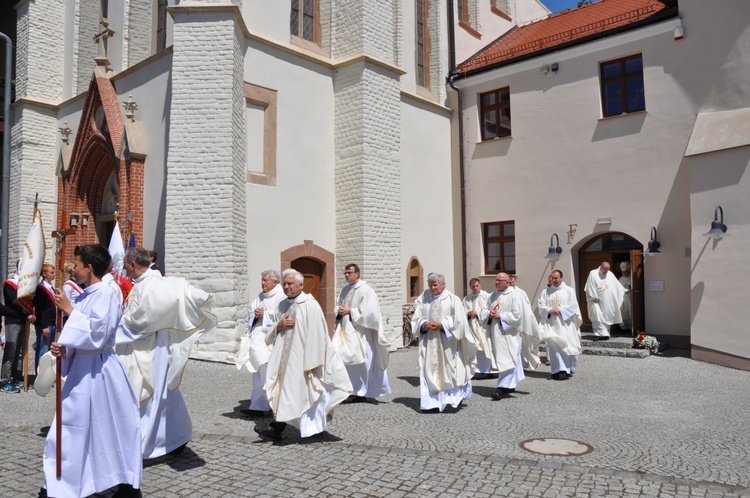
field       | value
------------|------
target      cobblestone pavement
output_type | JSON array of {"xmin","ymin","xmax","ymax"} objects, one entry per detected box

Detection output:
[{"xmin": 2, "ymin": 347, "xmax": 749, "ymax": 497}]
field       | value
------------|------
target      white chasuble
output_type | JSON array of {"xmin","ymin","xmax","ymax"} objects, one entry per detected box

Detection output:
[
  {"xmin": 538, "ymin": 283, "xmax": 582, "ymax": 356},
  {"xmin": 265, "ymin": 292, "xmax": 352, "ymax": 436},
  {"xmin": 230, "ymin": 283, "xmax": 285, "ymax": 373},
  {"xmin": 412, "ymin": 290, "xmax": 477, "ymax": 396},
  {"xmin": 115, "ymin": 269, "xmax": 216, "ymax": 458},
  {"xmin": 585, "ymin": 269, "xmax": 626, "ymax": 325},
  {"xmin": 332, "ymin": 280, "xmax": 390, "ymax": 370}
]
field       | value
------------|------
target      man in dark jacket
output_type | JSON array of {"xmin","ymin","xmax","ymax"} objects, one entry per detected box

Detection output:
[
  {"xmin": 0, "ymin": 267, "xmax": 36, "ymax": 393},
  {"xmin": 32, "ymin": 264, "xmax": 57, "ymax": 372}
]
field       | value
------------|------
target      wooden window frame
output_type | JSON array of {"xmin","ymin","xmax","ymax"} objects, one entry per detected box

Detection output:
[
  {"xmin": 483, "ymin": 221, "xmax": 516, "ymax": 275},
  {"xmin": 244, "ymin": 83, "xmax": 277, "ymax": 186},
  {"xmin": 599, "ymin": 53, "xmax": 645, "ymax": 118},
  {"xmin": 406, "ymin": 257, "xmax": 424, "ymax": 303},
  {"xmin": 290, "ymin": 0, "xmax": 322, "ymax": 52},
  {"xmin": 491, "ymin": 0, "xmax": 512, "ymax": 21},
  {"xmin": 479, "ymin": 87, "xmax": 511, "ymax": 141},
  {"xmin": 416, "ymin": 0, "xmax": 431, "ymax": 90}
]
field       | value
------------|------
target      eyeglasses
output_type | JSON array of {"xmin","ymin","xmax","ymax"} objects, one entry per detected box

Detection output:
[
  {"xmin": 344, "ymin": 271, "xmax": 356, "ymax": 275},
  {"xmin": 495, "ymin": 279, "xmax": 509, "ymax": 282}
]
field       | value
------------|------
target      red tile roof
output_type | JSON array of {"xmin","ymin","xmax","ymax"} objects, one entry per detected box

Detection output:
[{"xmin": 458, "ymin": 0, "xmax": 676, "ymax": 74}]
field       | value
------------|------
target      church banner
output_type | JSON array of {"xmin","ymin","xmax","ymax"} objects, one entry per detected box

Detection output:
[{"xmin": 17, "ymin": 208, "xmax": 46, "ymax": 311}]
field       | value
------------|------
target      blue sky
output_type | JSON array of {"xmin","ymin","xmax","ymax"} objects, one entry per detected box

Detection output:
[{"xmin": 541, "ymin": 0, "xmax": 593, "ymax": 14}]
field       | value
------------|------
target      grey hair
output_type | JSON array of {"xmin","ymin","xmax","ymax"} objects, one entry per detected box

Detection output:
[
  {"xmin": 427, "ymin": 272, "xmax": 445, "ymax": 285},
  {"xmin": 282, "ymin": 268, "xmax": 304, "ymax": 285},
  {"xmin": 261, "ymin": 269, "xmax": 281, "ymax": 283},
  {"xmin": 125, "ymin": 247, "xmax": 151, "ymax": 267}
]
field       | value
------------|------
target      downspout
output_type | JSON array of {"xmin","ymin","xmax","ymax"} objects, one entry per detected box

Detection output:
[
  {"xmin": 446, "ymin": 0, "xmax": 468, "ymax": 297},
  {"xmin": 0, "ymin": 32, "xmax": 12, "ymax": 296}
]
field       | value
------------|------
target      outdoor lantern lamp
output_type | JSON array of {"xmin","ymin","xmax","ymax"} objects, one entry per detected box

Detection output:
[
  {"xmin": 703, "ymin": 205, "xmax": 728, "ymax": 239},
  {"xmin": 544, "ymin": 233, "xmax": 562, "ymax": 260},
  {"xmin": 647, "ymin": 227, "xmax": 661, "ymax": 256},
  {"xmin": 69, "ymin": 213, "xmax": 79, "ymax": 228}
]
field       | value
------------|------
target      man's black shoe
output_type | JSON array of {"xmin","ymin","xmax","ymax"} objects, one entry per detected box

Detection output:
[
  {"xmin": 598, "ymin": 336, "xmax": 610, "ymax": 341},
  {"xmin": 255, "ymin": 422, "xmax": 286, "ymax": 440},
  {"xmin": 551, "ymin": 372, "xmax": 570, "ymax": 381},
  {"xmin": 167, "ymin": 443, "xmax": 188, "ymax": 456},
  {"xmin": 491, "ymin": 388, "xmax": 511, "ymax": 401},
  {"xmin": 112, "ymin": 484, "xmax": 143, "ymax": 498}
]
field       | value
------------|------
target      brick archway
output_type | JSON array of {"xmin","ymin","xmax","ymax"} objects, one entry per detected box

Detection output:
[
  {"xmin": 280, "ymin": 240, "xmax": 335, "ymax": 330},
  {"xmin": 57, "ymin": 76, "xmax": 144, "ymax": 262}
]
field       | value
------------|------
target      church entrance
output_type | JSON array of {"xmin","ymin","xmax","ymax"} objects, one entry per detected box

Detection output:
[
  {"xmin": 291, "ymin": 257, "xmax": 323, "ymax": 303},
  {"xmin": 577, "ymin": 232, "xmax": 644, "ymax": 333}
]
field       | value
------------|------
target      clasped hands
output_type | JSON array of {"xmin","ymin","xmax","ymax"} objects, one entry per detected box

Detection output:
[{"xmin": 422, "ymin": 320, "xmax": 443, "ymax": 332}]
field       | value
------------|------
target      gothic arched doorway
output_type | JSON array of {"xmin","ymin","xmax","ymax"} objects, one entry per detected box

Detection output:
[{"xmin": 577, "ymin": 232, "xmax": 644, "ymax": 333}]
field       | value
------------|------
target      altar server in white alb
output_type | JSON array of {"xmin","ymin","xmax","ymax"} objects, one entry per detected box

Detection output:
[
  {"xmin": 332, "ymin": 264, "xmax": 391, "ymax": 403},
  {"xmin": 412, "ymin": 273, "xmax": 477, "ymax": 412},
  {"xmin": 538, "ymin": 270, "xmax": 582, "ymax": 380},
  {"xmin": 255, "ymin": 269, "xmax": 353, "ymax": 440},
  {"xmin": 463, "ymin": 277, "xmax": 496, "ymax": 377},
  {"xmin": 116, "ymin": 248, "xmax": 216, "ymax": 459},
  {"xmin": 584, "ymin": 262, "xmax": 626, "ymax": 340},
  {"xmin": 230, "ymin": 270, "xmax": 285, "ymax": 416},
  {"xmin": 46, "ymin": 244, "xmax": 142, "ymax": 498}
]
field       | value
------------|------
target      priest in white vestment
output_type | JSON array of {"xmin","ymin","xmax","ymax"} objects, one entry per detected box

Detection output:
[
  {"xmin": 510, "ymin": 275, "xmax": 547, "ymax": 370},
  {"xmin": 618, "ymin": 262, "xmax": 632, "ymax": 332},
  {"xmin": 332, "ymin": 264, "xmax": 391, "ymax": 402},
  {"xmin": 538, "ymin": 270, "xmax": 582, "ymax": 380},
  {"xmin": 46, "ymin": 244, "xmax": 142, "ymax": 498},
  {"xmin": 229, "ymin": 270, "xmax": 285, "ymax": 415},
  {"xmin": 412, "ymin": 273, "xmax": 477, "ymax": 412},
  {"xmin": 479, "ymin": 273, "xmax": 532, "ymax": 400},
  {"xmin": 255, "ymin": 269, "xmax": 353, "ymax": 440},
  {"xmin": 584, "ymin": 262, "xmax": 626, "ymax": 340},
  {"xmin": 116, "ymin": 248, "xmax": 216, "ymax": 459},
  {"xmin": 463, "ymin": 277, "xmax": 496, "ymax": 376}
]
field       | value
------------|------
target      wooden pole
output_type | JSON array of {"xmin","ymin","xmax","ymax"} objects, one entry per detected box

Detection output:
[
  {"xmin": 53, "ymin": 211, "xmax": 73, "ymax": 480},
  {"xmin": 22, "ymin": 320, "xmax": 29, "ymax": 391}
]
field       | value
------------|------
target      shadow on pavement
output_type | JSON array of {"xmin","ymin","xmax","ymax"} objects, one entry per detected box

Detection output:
[
  {"xmin": 397, "ymin": 375, "xmax": 420, "ymax": 387},
  {"xmin": 143, "ymin": 446, "xmax": 205, "ymax": 471}
]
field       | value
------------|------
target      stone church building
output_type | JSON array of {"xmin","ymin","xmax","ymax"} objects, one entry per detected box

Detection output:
[{"xmin": 2, "ymin": 0, "xmax": 549, "ymax": 361}]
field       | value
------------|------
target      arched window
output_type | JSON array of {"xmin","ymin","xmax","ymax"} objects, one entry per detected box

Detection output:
[{"xmin": 406, "ymin": 257, "xmax": 423, "ymax": 303}]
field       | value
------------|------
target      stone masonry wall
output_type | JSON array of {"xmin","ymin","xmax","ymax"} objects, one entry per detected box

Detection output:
[
  {"xmin": 126, "ymin": 0, "xmax": 153, "ymax": 67},
  {"xmin": 166, "ymin": 10, "xmax": 247, "ymax": 361},
  {"xmin": 332, "ymin": 1, "xmax": 403, "ymax": 347},
  {"xmin": 9, "ymin": 107, "xmax": 60, "ymax": 267},
  {"xmin": 334, "ymin": 61, "xmax": 403, "ymax": 347},
  {"xmin": 14, "ymin": 0, "xmax": 65, "ymax": 101},
  {"xmin": 9, "ymin": 0, "xmax": 66, "ymax": 270}
]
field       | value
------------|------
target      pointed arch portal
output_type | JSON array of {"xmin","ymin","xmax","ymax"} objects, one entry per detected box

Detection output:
[{"xmin": 58, "ymin": 75, "xmax": 144, "ymax": 261}]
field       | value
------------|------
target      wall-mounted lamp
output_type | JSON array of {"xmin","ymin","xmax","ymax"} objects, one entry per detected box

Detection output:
[
  {"xmin": 567, "ymin": 224, "xmax": 577, "ymax": 243},
  {"xmin": 647, "ymin": 227, "xmax": 661, "ymax": 256},
  {"xmin": 540, "ymin": 62, "xmax": 558, "ymax": 76},
  {"xmin": 544, "ymin": 233, "xmax": 562, "ymax": 260},
  {"xmin": 81, "ymin": 213, "xmax": 90, "ymax": 227},
  {"xmin": 703, "ymin": 205, "xmax": 728, "ymax": 240},
  {"xmin": 596, "ymin": 217, "xmax": 612, "ymax": 225},
  {"xmin": 69, "ymin": 213, "xmax": 79, "ymax": 228}
]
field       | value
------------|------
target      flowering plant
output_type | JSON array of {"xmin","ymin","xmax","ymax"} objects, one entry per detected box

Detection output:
[{"xmin": 633, "ymin": 331, "xmax": 659, "ymax": 354}]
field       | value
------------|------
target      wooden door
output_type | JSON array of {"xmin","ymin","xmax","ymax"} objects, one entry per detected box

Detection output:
[
  {"xmin": 292, "ymin": 257, "xmax": 322, "ymax": 302},
  {"xmin": 578, "ymin": 251, "xmax": 610, "ymax": 327},
  {"xmin": 630, "ymin": 249, "xmax": 644, "ymax": 333}
]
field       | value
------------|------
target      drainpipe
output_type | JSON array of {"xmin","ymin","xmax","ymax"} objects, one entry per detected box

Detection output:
[
  {"xmin": 0, "ymin": 32, "xmax": 12, "ymax": 297},
  {"xmin": 446, "ymin": 0, "xmax": 468, "ymax": 297}
]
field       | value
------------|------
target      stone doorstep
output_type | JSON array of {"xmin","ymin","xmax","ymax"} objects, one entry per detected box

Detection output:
[{"xmin": 538, "ymin": 335, "xmax": 663, "ymax": 359}]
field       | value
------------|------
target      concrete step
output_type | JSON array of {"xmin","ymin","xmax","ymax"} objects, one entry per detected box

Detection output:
[{"xmin": 538, "ymin": 334, "xmax": 662, "ymax": 359}]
